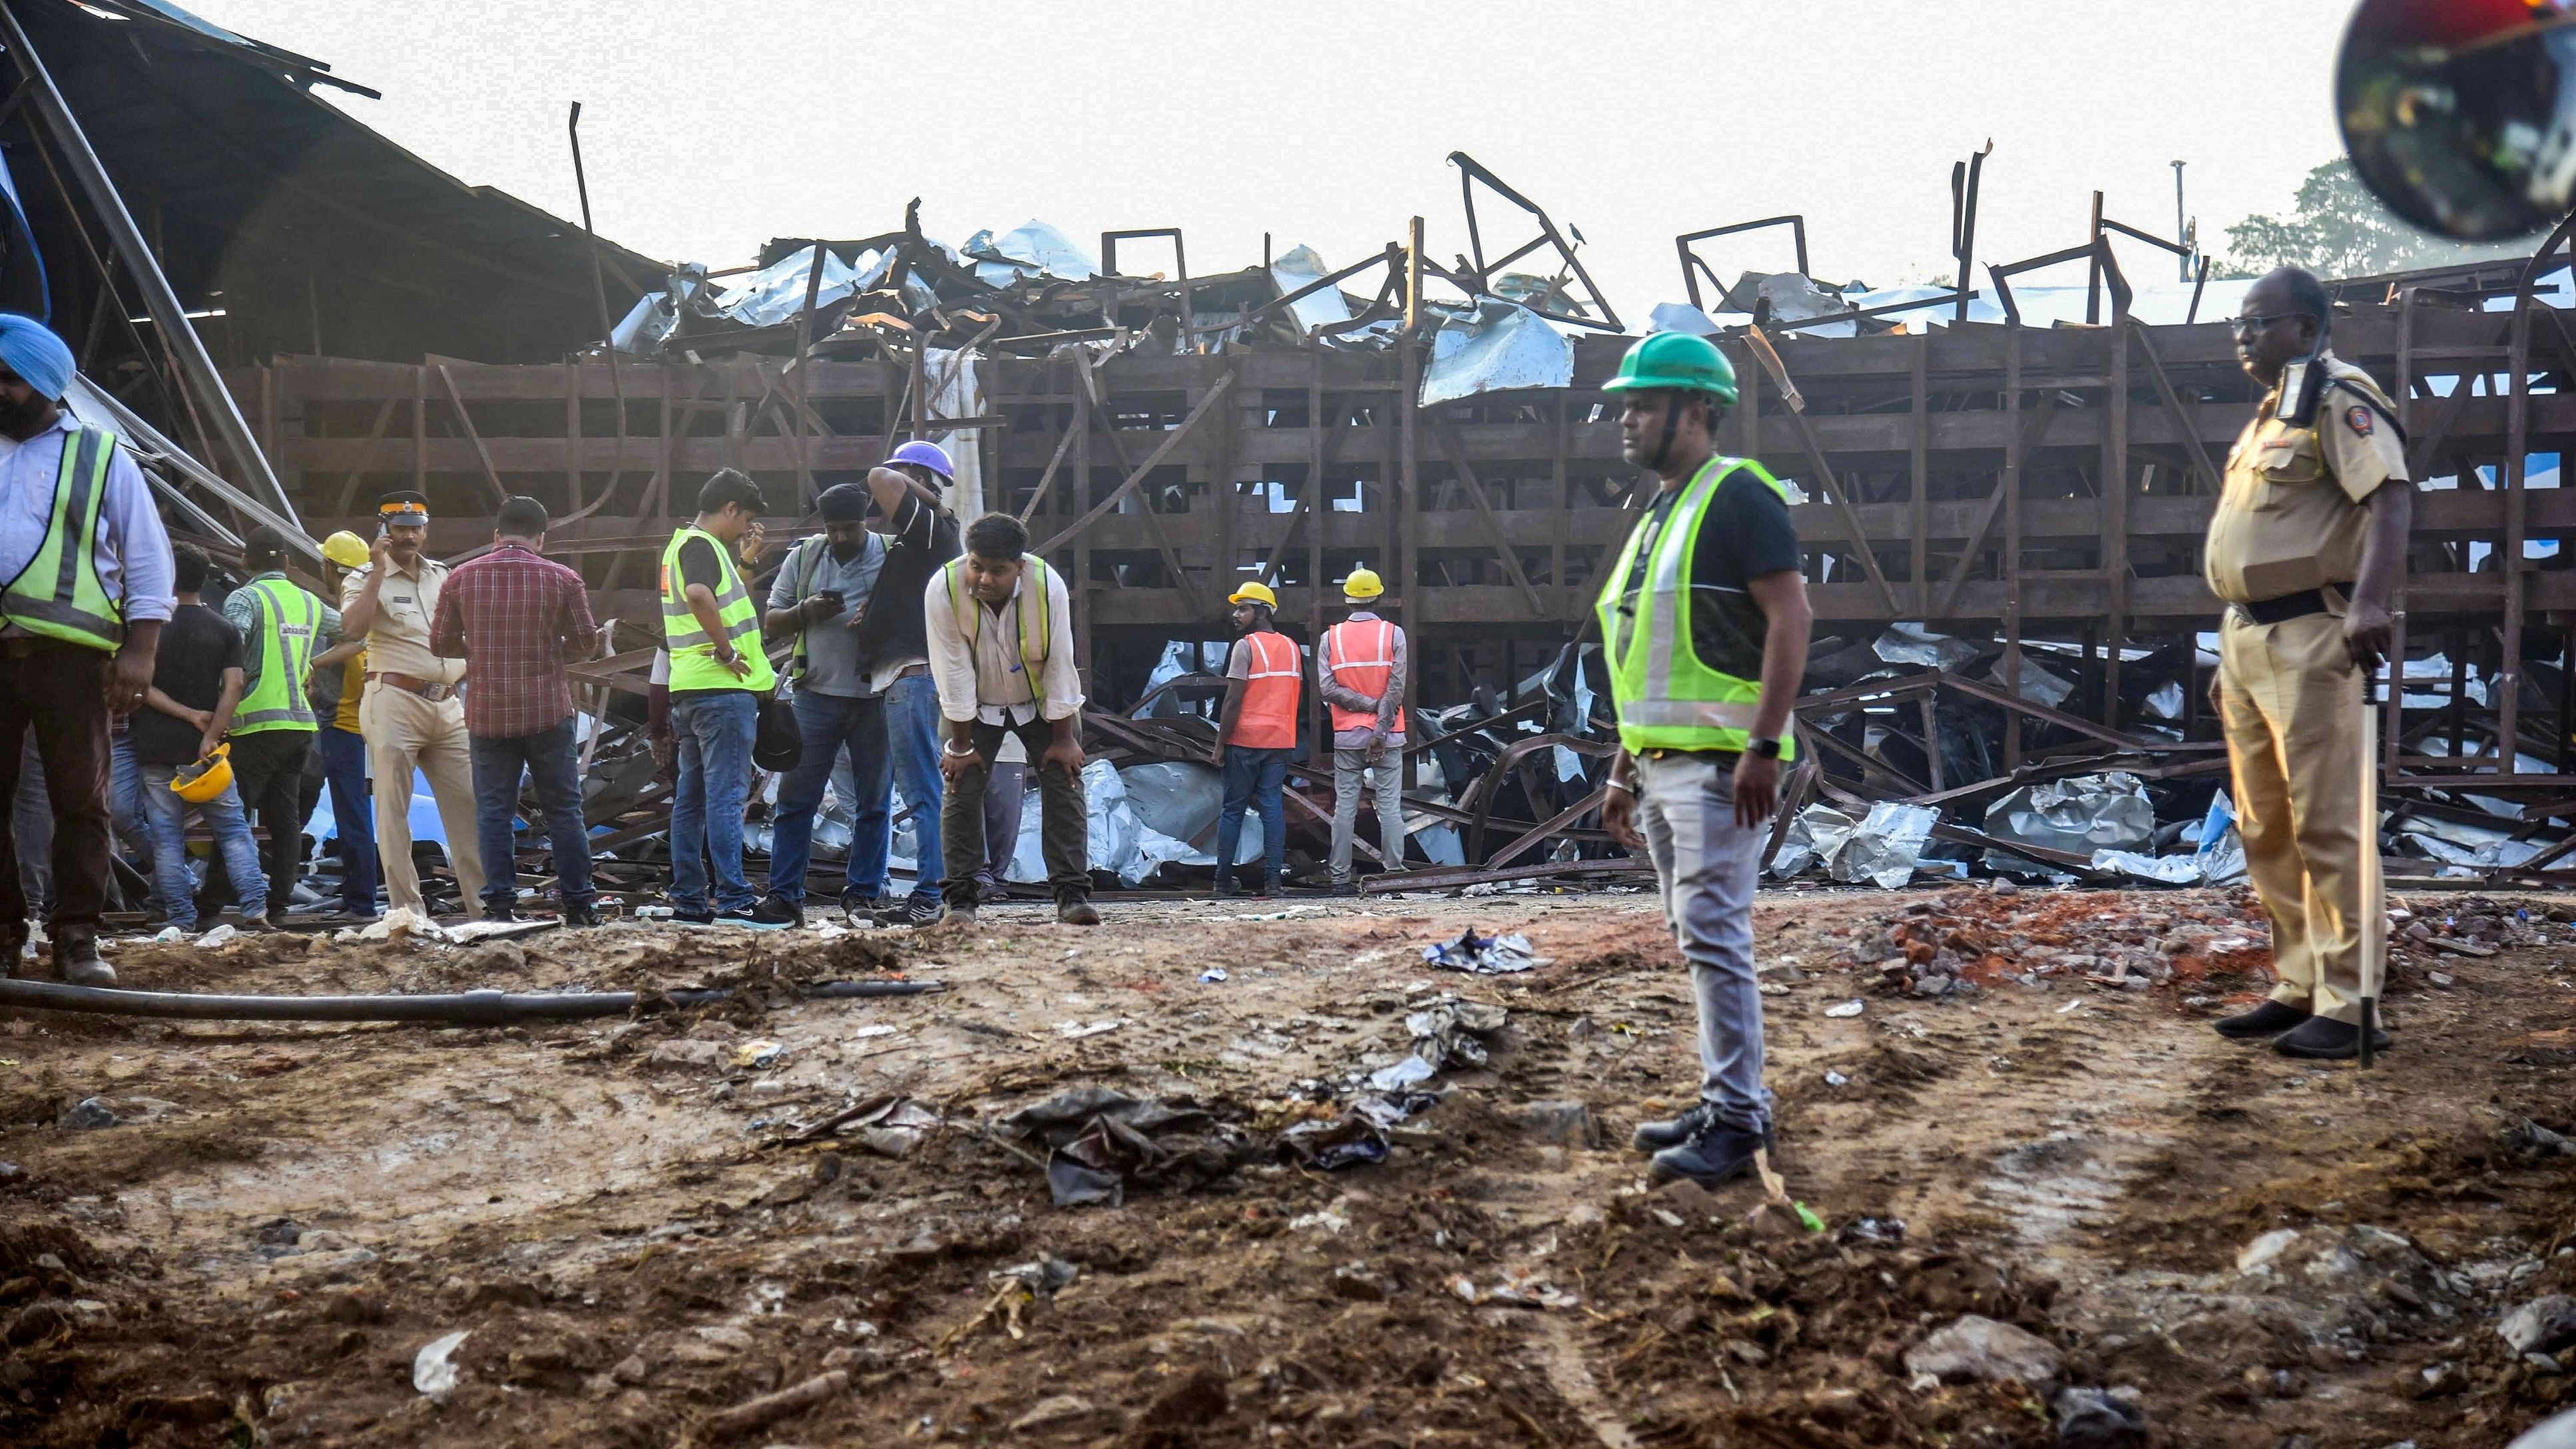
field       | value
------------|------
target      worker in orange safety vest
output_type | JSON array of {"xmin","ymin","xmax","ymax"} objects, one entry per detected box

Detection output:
[
  {"xmin": 1214, "ymin": 581, "xmax": 1300, "ymax": 896},
  {"xmin": 1318, "ymin": 565, "xmax": 1408, "ymax": 896}
]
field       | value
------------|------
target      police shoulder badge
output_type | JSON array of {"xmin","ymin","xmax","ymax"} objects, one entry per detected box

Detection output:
[{"xmin": 2345, "ymin": 404, "xmax": 2374, "ymax": 437}]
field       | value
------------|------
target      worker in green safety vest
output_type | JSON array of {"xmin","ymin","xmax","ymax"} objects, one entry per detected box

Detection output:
[
  {"xmin": 0, "ymin": 312, "xmax": 174, "ymax": 988},
  {"xmin": 222, "ymin": 525, "xmax": 340, "ymax": 922},
  {"xmin": 659, "ymin": 468, "xmax": 776, "ymax": 925},
  {"xmin": 1593, "ymin": 331, "xmax": 1813, "ymax": 1191}
]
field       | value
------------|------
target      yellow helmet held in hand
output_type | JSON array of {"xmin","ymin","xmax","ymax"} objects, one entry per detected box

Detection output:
[
  {"xmin": 1227, "ymin": 581, "xmax": 1278, "ymax": 608},
  {"xmin": 1341, "ymin": 566, "xmax": 1384, "ymax": 600},
  {"xmin": 171, "ymin": 742, "xmax": 234, "ymax": 804},
  {"xmin": 321, "ymin": 531, "xmax": 370, "ymax": 569}
]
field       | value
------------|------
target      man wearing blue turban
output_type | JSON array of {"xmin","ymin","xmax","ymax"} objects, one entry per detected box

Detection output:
[{"xmin": 0, "ymin": 312, "xmax": 175, "ymax": 986}]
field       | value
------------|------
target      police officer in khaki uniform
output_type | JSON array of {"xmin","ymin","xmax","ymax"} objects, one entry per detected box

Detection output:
[{"xmin": 2206, "ymin": 266, "xmax": 2412, "ymax": 1059}]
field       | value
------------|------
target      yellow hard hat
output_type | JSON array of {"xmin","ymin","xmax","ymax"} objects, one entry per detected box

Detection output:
[
  {"xmin": 1227, "ymin": 581, "xmax": 1278, "ymax": 609},
  {"xmin": 171, "ymin": 742, "xmax": 234, "ymax": 804},
  {"xmin": 1341, "ymin": 567, "xmax": 1384, "ymax": 600},
  {"xmin": 321, "ymin": 531, "xmax": 370, "ymax": 569}
]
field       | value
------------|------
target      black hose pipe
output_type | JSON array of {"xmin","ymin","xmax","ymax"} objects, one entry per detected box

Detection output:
[{"xmin": 0, "ymin": 978, "xmax": 943, "ymax": 1024}]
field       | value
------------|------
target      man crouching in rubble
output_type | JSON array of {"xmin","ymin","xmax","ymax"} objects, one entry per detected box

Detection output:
[
  {"xmin": 1595, "ymin": 332, "xmax": 1810, "ymax": 1188},
  {"xmin": 2205, "ymin": 266, "xmax": 2410, "ymax": 1059}
]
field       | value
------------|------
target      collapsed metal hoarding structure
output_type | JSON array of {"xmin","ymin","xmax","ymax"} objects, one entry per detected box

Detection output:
[{"xmin": 17, "ymin": 0, "xmax": 2576, "ymax": 889}]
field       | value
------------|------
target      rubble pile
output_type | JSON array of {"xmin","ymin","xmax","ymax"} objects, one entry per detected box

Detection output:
[{"xmin": 1818, "ymin": 881, "xmax": 2278, "ymax": 1000}]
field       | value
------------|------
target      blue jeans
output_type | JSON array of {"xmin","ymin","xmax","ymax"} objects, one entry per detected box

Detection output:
[
  {"xmin": 670, "ymin": 691, "xmax": 758, "ymax": 914},
  {"xmin": 884, "ymin": 673, "xmax": 943, "ymax": 900},
  {"xmin": 108, "ymin": 728, "xmax": 156, "ymax": 911},
  {"xmin": 769, "ymin": 691, "xmax": 888, "ymax": 906},
  {"xmin": 1216, "ymin": 744, "xmax": 1290, "ymax": 883},
  {"xmin": 138, "ymin": 763, "xmax": 267, "ymax": 930},
  {"xmin": 318, "ymin": 726, "xmax": 376, "ymax": 913},
  {"xmin": 470, "ymin": 719, "xmax": 594, "ymax": 915}
]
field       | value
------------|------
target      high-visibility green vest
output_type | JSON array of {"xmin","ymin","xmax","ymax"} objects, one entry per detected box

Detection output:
[
  {"xmin": 660, "ymin": 526, "xmax": 775, "ymax": 694},
  {"xmin": 1595, "ymin": 455, "xmax": 1798, "ymax": 759},
  {"xmin": 0, "ymin": 426, "xmax": 123, "ymax": 651},
  {"xmin": 941, "ymin": 555, "xmax": 1055, "ymax": 711},
  {"xmin": 232, "ymin": 575, "xmax": 322, "ymax": 734}
]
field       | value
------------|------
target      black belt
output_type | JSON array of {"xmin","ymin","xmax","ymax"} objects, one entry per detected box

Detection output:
[{"xmin": 2235, "ymin": 585, "xmax": 2349, "ymax": 626}]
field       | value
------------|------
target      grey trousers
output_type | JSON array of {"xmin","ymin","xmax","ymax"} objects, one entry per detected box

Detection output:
[
  {"xmin": 1329, "ymin": 748, "xmax": 1406, "ymax": 880},
  {"xmin": 1637, "ymin": 750, "xmax": 1772, "ymax": 1135}
]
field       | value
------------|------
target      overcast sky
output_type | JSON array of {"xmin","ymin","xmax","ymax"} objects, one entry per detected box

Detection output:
[{"xmin": 190, "ymin": 0, "xmax": 2364, "ymax": 314}]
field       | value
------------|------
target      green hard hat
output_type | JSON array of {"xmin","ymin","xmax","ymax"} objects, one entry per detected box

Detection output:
[{"xmin": 1602, "ymin": 331, "xmax": 1738, "ymax": 404}]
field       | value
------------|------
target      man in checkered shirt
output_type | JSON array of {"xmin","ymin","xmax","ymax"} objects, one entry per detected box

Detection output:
[{"xmin": 431, "ymin": 495, "xmax": 603, "ymax": 927}]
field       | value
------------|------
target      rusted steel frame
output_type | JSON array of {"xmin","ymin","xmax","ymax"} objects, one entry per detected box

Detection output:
[
  {"xmin": 563, "ymin": 361, "xmax": 583, "ymax": 515},
  {"xmin": 1918, "ymin": 694, "xmax": 1944, "ymax": 792},
  {"xmin": 1404, "ymin": 698, "xmax": 1548, "ymax": 759},
  {"xmin": 1400, "ymin": 217, "xmax": 1425, "ymax": 712},
  {"xmin": 1797, "ymin": 720, "xmax": 1932, "ymax": 798},
  {"xmin": 1741, "ymin": 330, "xmax": 1902, "ymax": 615},
  {"xmin": 1461, "ymin": 733, "xmax": 1618, "ymax": 863},
  {"xmin": 1282, "ymin": 782, "xmax": 1388, "ymax": 867},
  {"xmin": 1014, "ymin": 401, "xmax": 1081, "ymax": 525},
  {"xmin": 2402, "ymin": 327, "xmax": 2500, "ymax": 479},
  {"xmin": 1928, "ymin": 822, "xmax": 2097, "ymax": 872},
  {"xmin": 1037, "ymin": 368, "xmax": 1233, "ymax": 550},
  {"xmin": 1758, "ymin": 753, "xmax": 1822, "ymax": 872},
  {"xmin": 2125, "ymin": 319, "xmax": 2222, "ymax": 493},
  {"xmin": 1362, "ymin": 856, "xmax": 1650, "ymax": 894},
  {"xmin": 2002, "ymin": 324, "xmax": 2026, "ymax": 770},
  {"xmin": 334, "ymin": 397, "xmax": 399, "ymax": 515},
  {"xmin": 2104, "ymin": 301, "xmax": 2131, "ymax": 726},
  {"xmin": 1059, "ymin": 352, "xmax": 1210, "ymax": 616},
  {"xmin": 1481, "ymin": 784, "xmax": 1611, "ymax": 872},
  {"xmin": 1306, "ymin": 340, "xmax": 1329, "ymax": 748},
  {"xmin": 1933, "ymin": 669, "xmax": 2204, "ymax": 753},
  {"xmin": 1429, "ymin": 418, "xmax": 1547, "ymax": 617},
  {"xmin": 1930, "ymin": 386, "xmax": 2061, "ymax": 618},
  {"xmin": 1910, "ymin": 334, "xmax": 1930, "ymax": 613},
  {"xmin": 433, "ymin": 364, "xmax": 511, "ymax": 508},
  {"xmin": 1121, "ymin": 671, "xmax": 1229, "ymax": 721},
  {"xmin": 1448, "ymin": 152, "xmax": 1621, "ymax": 330}
]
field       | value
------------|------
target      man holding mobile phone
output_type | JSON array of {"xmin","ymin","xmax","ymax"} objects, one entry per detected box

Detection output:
[{"xmin": 754, "ymin": 483, "xmax": 887, "ymax": 926}]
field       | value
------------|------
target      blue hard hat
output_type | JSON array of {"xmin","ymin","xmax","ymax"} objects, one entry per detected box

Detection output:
[{"xmin": 888, "ymin": 439, "xmax": 954, "ymax": 480}]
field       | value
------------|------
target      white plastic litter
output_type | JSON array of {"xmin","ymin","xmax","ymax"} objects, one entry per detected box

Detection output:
[
  {"xmin": 193, "ymin": 924, "xmax": 236, "ymax": 948},
  {"xmin": 1824, "ymin": 1000, "xmax": 1866, "ymax": 1019},
  {"xmin": 412, "ymin": 1329, "xmax": 470, "ymax": 1396}
]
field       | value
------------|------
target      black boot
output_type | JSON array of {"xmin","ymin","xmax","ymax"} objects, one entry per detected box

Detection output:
[
  {"xmin": 1212, "ymin": 872, "xmax": 1245, "ymax": 898},
  {"xmin": 53, "ymin": 925, "xmax": 115, "ymax": 988},
  {"xmin": 1631, "ymin": 1101, "xmax": 1720, "ymax": 1153},
  {"xmin": 1648, "ymin": 1123, "xmax": 1766, "ymax": 1188},
  {"xmin": 2272, "ymin": 1015, "xmax": 2392, "ymax": 1059},
  {"xmin": 2214, "ymin": 1000, "xmax": 2310, "ymax": 1040}
]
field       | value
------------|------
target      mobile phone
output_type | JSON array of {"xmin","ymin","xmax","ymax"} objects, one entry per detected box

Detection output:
[{"xmin": 814, "ymin": 589, "xmax": 846, "ymax": 610}]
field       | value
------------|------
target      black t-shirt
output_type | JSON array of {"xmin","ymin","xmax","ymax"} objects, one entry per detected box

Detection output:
[
  {"xmin": 131, "ymin": 604, "xmax": 245, "ymax": 766},
  {"xmin": 678, "ymin": 537, "xmax": 725, "ymax": 595},
  {"xmin": 853, "ymin": 491, "xmax": 963, "ymax": 673},
  {"xmin": 1619, "ymin": 464, "xmax": 1802, "ymax": 681}
]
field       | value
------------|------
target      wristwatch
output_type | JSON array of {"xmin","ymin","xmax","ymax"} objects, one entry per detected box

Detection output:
[{"xmin": 1747, "ymin": 738, "xmax": 1784, "ymax": 760}]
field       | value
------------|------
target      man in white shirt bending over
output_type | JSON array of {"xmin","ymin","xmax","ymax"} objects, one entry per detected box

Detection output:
[{"xmin": 921, "ymin": 513, "xmax": 1095, "ymax": 927}]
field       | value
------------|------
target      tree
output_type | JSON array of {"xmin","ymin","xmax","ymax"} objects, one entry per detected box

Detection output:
[{"xmin": 2218, "ymin": 159, "xmax": 2531, "ymax": 280}]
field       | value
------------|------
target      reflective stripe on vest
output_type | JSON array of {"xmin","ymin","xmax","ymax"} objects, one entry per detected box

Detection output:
[
  {"xmin": 660, "ymin": 526, "xmax": 776, "ymax": 694},
  {"xmin": 0, "ymin": 426, "xmax": 123, "ymax": 651},
  {"xmin": 943, "ymin": 555, "xmax": 1054, "ymax": 711},
  {"xmin": 1594, "ymin": 455, "xmax": 1797, "ymax": 760},
  {"xmin": 232, "ymin": 577, "xmax": 322, "ymax": 732},
  {"xmin": 1322, "ymin": 618, "xmax": 1396, "ymax": 734},
  {"xmin": 1227, "ymin": 629, "xmax": 1300, "ymax": 749}
]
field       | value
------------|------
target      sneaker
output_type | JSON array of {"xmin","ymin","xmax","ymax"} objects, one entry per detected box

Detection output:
[
  {"xmin": 715, "ymin": 905, "xmax": 790, "ymax": 929},
  {"xmin": 1212, "ymin": 874, "xmax": 1245, "ymax": 898},
  {"xmin": 1647, "ymin": 1123, "xmax": 1767, "ymax": 1188},
  {"xmin": 1327, "ymin": 878, "xmax": 1361, "ymax": 898},
  {"xmin": 1057, "ymin": 898, "xmax": 1102, "ymax": 926},
  {"xmin": 673, "ymin": 908, "xmax": 716, "ymax": 926},
  {"xmin": 2213, "ymin": 1000, "xmax": 2310, "ymax": 1040},
  {"xmin": 939, "ymin": 902, "xmax": 979, "ymax": 928},
  {"xmin": 482, "ymin": 906, "xmax": 519, "ymax": 924},
  {"xmin": 3, "ymin": 924, "xmax": 31, "ymax": 980},
  {"xmin": 876, "ymin": 896, "xmax": 944, "ymax": 928},
  {"xmin": 53, "ymin": 926, "xmax": 115, "ymax": 988},
  {"xmin": 976, "ymin": 879, "xmax": 1010, "ymax": 906},
  {"xmin": 840, "ymin": 890, "xmax": 876, "ymax": 926},
  {"xmin": 1631, "ymin": 1101, "xmax": 1721, "ymax": 1153},
  {"xmin": 240, "ymin": 913, "xmax": 272, "ymax": 933},
  {"xmin": 748, "ymin": 896, "xmax": 804, "ymax": 928},
  {"xmin": 2272, "ymin": 1015, "xmax": 2392, "ymax": 1059},
  {"xmin": 560, "ymin": 902, "xmax": 604, "ymax": 929}
]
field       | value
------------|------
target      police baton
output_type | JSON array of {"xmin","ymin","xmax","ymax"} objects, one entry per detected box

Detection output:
[{"xmin": 2359, "ymin": 665, "xmax": 2382, "ymax": 1070}]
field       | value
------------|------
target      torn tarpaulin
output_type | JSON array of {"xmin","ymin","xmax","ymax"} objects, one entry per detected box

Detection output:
[
  {"xmin": 1421, "ymin": 928, "xmax": 1543, "ymax": 974},
  {"xmin": 995, "ymin": 1087, "xmax": 1257, "ymax": 1208}
]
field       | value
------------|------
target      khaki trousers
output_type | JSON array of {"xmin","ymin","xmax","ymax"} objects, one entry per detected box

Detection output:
[
  {"xmin": 358, "ymin": 680, "xmax": 484, "ymax": 917},
  {"xmin": 2218, "ymin": 610, "xmax": 2378, "ymax": 1024}
]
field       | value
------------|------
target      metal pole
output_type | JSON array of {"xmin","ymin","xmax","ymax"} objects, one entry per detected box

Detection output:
[
  {"xmin": 0, "ymin": 0, "xmax": 298, "ymax": 527},
  {"xmin": 2171, "ymin": 160, "xmax": 2190, "ymax": 282},
  {"xmin": 567, "ymin": 103, "xmax": 629, "ymax": 513}
]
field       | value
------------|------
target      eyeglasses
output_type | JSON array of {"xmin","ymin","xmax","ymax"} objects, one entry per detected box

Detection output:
[{"xmin": 2225, "ymin": 312, "xmax": 2297, "ymax": 337}]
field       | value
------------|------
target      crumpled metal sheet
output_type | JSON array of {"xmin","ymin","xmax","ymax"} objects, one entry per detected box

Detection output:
[
  {"xmin": 1646, "ymin": 301, "xmax": 1723, "ymax": 336},
  {"xmin": 1988, "ymin": 656, "xmax": 2075, "ymax": 709},
  {"xmin": 962, "ymin": 220, "xmax": 1098, "ymax": 288},
  {"xmin": 2088, "ymin": 848, "xmax": 2207, "ymax": 886},
  {"xmin": 1874, "ymin": 623, "xmax": 1979, "ymax": 671},
  {"xmin": 1768, "ymin": 802, "xmax": 1856, "ymax": 879},
  {"xmin": 996, "ymin": 1087, "xmax": 1255, "ymax": 1209},
  {"xmin": 1983, "ymin": 771, "xmax": 2154, "ymax": 876},
  {"xmin": 1268, "ymin": 243, "xmax": 1354, "ymax": 335},
  {"xmin": 721, "ymin": 244, "xmax": 874, "ymax": 328},
  {"xmin": 1832, "ymin": 802, "xmax": 1939, "ymax": 889},
  {"xmin": 1419, "ymin": 928, "xmax": 1541, "ymax": 974},
  {"xmin": 1419, "ymin": 300, "xmax": 1573, "ymax": 407}
]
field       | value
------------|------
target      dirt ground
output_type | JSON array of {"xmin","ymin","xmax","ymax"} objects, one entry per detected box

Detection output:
[{"xmin": 3, "ymin": 882, "xmax": 2573, "ymax": 1448}]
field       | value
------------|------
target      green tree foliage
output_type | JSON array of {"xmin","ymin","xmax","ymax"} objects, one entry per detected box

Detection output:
[{"xmin": 2220, "ymin": 159, "xmax": 2531, "ymax": 279}]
